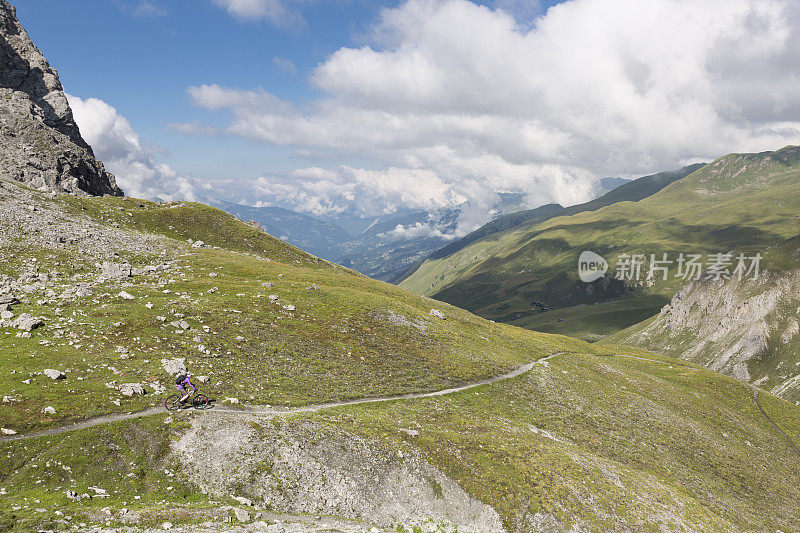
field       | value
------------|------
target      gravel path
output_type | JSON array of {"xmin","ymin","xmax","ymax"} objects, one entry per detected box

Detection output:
[{"xmin": 0, "ymin": 352, "xmax": 563, "ymax": 442}]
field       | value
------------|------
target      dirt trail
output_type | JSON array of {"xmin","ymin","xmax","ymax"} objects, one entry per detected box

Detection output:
[
  {"xmin": 0, "ymin": 352, "xmax": 563, "ymax": 442},
  {"xmin": 4, "ymin": 351, "xmax": 798, "ymax": 459}
]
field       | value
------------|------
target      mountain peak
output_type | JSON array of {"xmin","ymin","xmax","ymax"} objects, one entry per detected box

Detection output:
[{"xmin": 0, "ymin": 0, "xmax": 122, "ymax": 196}]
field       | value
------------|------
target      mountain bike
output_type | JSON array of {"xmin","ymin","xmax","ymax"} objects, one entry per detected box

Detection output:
[{"xmin": 165, "ymin": 388, "xmax": 210, "ymax": 411}]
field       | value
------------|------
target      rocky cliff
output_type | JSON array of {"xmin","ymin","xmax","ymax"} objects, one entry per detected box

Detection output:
[
  {"xmin": 0, "ymin": 0, "xmax": 122, "ymax": 196},
  {"xmin": 612, "ymin": 246, "xmax": 800, "ymax": 404}
]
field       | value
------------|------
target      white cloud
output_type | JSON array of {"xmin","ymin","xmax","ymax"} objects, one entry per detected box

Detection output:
[
  {"xmin": 117, "ymin": 1, "xmax": 168, "ymax": 18},
  {"xmin": 272, "ymin": 56, "xmax": 298, "ymax": 74},
  {"xmin": 379, "ymin": 222, "xmax": 459, "ymax": 241},
  {"xmin": 181, "ymin": 0, "xmax": 800, "ymax": 234},
  {"xmin": 67, "ymin": 94, "xmax": 197, "ymax": 202},
  {"xmin": 211, "ymin": 0, "xmax": 304, "ymax": 28}
]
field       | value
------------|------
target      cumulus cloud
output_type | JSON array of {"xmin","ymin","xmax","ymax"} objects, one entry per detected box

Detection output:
[
  {"xmin": 379, "ymin": 222, "xmax": 459, "ymax": 241},
  {"xmin": 182, "ymin": 0, "xmax": 800, "ymax": 235},
  {"xmin": 67, "ymin": 95, "xmax": 197, "ymax": 202}
]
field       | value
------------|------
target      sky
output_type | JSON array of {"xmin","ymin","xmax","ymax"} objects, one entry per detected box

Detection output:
[{"xmin": 12, "ymin": 0, "xmax": 800, "ymax": 237}]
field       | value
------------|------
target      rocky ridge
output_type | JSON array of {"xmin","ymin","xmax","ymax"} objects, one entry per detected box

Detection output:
[
  {"xmin": 0, "ymin": 0, "xmax": 122, "ymax": 196},
  {"xmin": 615, "ymin": 268, "xmax": 800, "ymax": 403}
]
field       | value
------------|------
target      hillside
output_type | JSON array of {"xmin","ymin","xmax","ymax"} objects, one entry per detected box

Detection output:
[
  {"xmin": 610, "ymin": 234, "xmax": 800, "ymax": 404},
  {"xmin": 0, "ymin": 179, "xmax": 565, "ymax": 435},
  {"xmin": 2, "ymin": 179, "xmax": 800, "ymax": 531},
  {"xmin": 400, "ymin": 148, "xmax": 800, "ymax": 340},
  {"xmin": 412, "ymin": 164, "xmax": 703, "ymax": 268}
]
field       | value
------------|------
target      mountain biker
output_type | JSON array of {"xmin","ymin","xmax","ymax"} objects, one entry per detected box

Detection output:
[{"xmin": 175, "ymin": 373, "xmax": 196, "ymax": 404}]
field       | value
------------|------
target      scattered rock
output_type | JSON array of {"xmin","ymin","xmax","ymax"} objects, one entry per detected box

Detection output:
[
  {"xmin": 232, "ymin": 496, "xmax": 253, "ymax": 507},
  {"xmin": 430, "ymin": 309, "xmax": 446, "ymax": 320},
  {"xmin": 43, "ymin": 369, "xmax": 65, "ymax": 380},
  {"xmin": 196, "ymin": 375, "xmax": 210, "ymax": 383},
  {"xmin": 225, "ymin": 397, "xmax": 240, "ymax": 404},
  {"xmin": 162, "ymin": 522, "xmax": 174, "ymax": 530},
  {"xmin": 170, "ymin": 319, "xmax": 190, "ymax": 330},
  {"xmin": 0, "ymin": 295, "xmax": 19, "ymax": 306},
  {"xmin": 305, "ymin": 284, "xmax": 320, "ymax": 291},
  {"xmin": 382, "ymin": 310, "xmax": 428, "ymax": 334},
  {"xmin": 119, "ymin": 383, "xmax": 146, "ymax": 396},
  {"xmin": 1, "ymin": 428, "xmax": 16, "ymax": 435},
  {"xmin": 100, "ymin": 262, "xmax": 132, "ymax": 280},
  {"xmin": 233, "ymin": 508, "xmax": 251, "ymax": 523},
  {"xmin": 12, "ymin": 313, "xmax": 44, "ymax": 331},
  {"xmin": 118, "ymin": 291, "xmax": 135, "ymax": 300},
  {"xmin": 42, "ymin": 406, "xmax": 56, "ymax": 415}
]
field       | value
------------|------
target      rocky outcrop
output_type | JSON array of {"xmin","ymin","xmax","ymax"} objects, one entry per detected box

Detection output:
[
  {"xmin": 617, "ymin": 269, "xmax": 800, "ymax": 403},
  {"xmin": 0, "ymin": 0, "xmax": 122, "ymax": 196}
]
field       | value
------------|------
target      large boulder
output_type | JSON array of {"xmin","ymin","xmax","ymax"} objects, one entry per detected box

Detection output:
[
  {"xmin": 161, "ymin": 358, "xmax": 187, "ymax": 376},
  {"xmin": 43, "ymin": 368, "xmax": 65, "ymax": 380},
  {"xmin": 13, "ymin": 313, "xmax": 43, "ymax": 331}
]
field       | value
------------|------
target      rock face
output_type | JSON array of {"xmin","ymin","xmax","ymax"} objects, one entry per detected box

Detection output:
[
  {"xmin": 0, "ymin": 0, "xmax": 122, "ymax": 196},
  {"xmin": 616, "ymin": 269, "xmax": 800, "ymax": 403}
]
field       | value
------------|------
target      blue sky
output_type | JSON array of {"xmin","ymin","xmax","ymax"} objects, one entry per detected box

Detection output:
[
  {"xmin": 10, "ymin": 0, "xmax": 800, "ymax": 235},
  {"xmin": 14, "ymin": 0, "xmax": 562, "ymax": 179}
]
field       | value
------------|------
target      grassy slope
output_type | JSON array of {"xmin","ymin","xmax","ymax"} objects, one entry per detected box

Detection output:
[
  {"xmin": 2, "ymin": 184, "xmax": 800, "ymax": 530},
  {"xmin": 3, "ymin": 345, "xmax": 800, "ymax": 531},
  {"xmin": 0, "ymin": 186, "xmax": 583, "ymax": 435},
  {"xmin": 310, "ymin": 347, "xmax": 800, "ymax": 531},
  {"xmin": 401, "ymin": 147, "xmax": 800, "ymax": 339}
]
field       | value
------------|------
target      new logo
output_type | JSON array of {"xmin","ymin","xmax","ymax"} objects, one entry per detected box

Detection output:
[{"xmin": 578, "ymin": 251, "xmax": 608, "ymax": 283}]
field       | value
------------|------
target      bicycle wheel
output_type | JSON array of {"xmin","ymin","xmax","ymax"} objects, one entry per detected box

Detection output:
[
  {"xmin": 193, "ymin": 394, "xmax": 210, "ymax": 410},
  {"xmin": 165, "ymin": 394, "xmax": 182, "ymax": 411}
]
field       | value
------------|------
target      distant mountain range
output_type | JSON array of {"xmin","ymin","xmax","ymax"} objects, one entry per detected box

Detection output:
[
  {"xmin": 215, "ymin": 177, "xmax": 633, "ymax": 281},
  {"xmin": 399, "ymin": 147, "xmax": 800, "ymax": 344}
]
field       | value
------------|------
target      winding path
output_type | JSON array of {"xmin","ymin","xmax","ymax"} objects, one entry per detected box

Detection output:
[
  {"xmin": 3, "ymin": 351, "xmax": 799, "ymax": 460},
  {"xmin": 0, "ymin": 353, "xmax": 562, "ymax": 443}
]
